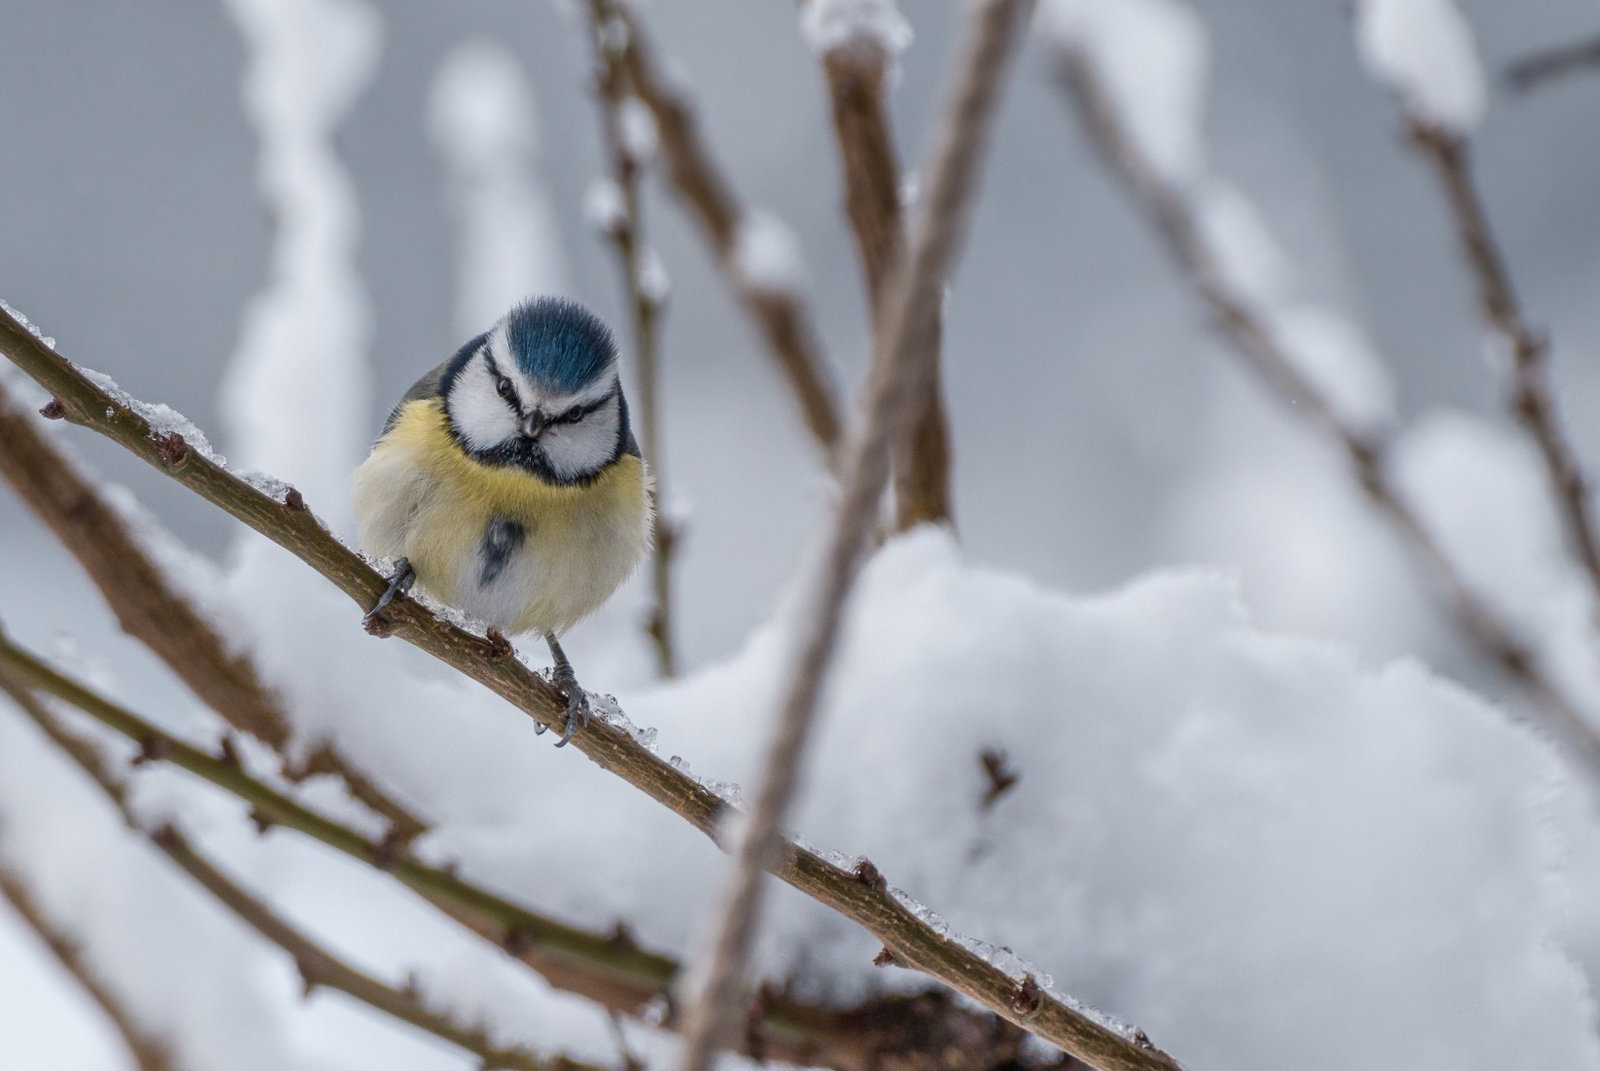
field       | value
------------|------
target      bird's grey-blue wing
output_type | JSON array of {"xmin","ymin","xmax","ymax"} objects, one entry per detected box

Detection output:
[{"xmin": 379, "ymin": 331, "xmax": 489, "ymax": 436}]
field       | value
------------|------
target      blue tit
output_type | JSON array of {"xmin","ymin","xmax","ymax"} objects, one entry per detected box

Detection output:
[{"xmin": 353, "ymin": 297, "xmax": 652, "ymax": 745}]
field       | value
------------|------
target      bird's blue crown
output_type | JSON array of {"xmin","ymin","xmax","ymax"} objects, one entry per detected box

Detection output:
[{"xmin": 504, "ymin": 298, "xmax": 617, "ymax": 394}]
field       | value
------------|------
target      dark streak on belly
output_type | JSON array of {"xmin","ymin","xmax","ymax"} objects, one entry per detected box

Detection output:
[{"xmin": 478, "ymin": 517, "xmax": 527, "ymax": 588}]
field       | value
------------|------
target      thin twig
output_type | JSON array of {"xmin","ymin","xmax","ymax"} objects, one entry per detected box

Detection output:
[
  {"xmin": 1403, "ymin": 121, "xmax": 1600, "ymax": 632},
  {"xmin": 0, "ymin": 674, "xmax": 602, "ymax": 1071},
  {"xmin": 584, "ymin": 0, "xmax": 679, "ymax": 677},
  {"xmin": 0, "ymin": 306, "xmax": 1182, "ymax": 1071},
  {"xmin": 0, "ymin": 843, "xmax": 179, "ymax": 1071},
  {"xmin": 605, "ymin": 2, "xmax": 845, "ymax": 462},
  {"xmin": 0, "ymin": 379, "xmax": 427, "ymax": 845},
  {"xmin": 606, "ymin": 1010, "xmax": 644, "ymax": 1071},
  {"xmin": 803, "ymin": 2, "xmax": 955, "ymax": 529},
  {"xmin": 1506, "ymin": 34, "xmax": 1600, "ymax": 92},
  {"xmin": 1051, "ymin": 51, "xmax": 1600, "ymax": 781},
  {"xmin": 675, "ymin": 5, "xmax": 1039, "ymax": 1071}
]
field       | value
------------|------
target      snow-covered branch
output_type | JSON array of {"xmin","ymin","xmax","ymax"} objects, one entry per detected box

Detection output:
[
  {"xmin": 603, "ymin": 1, "xmax": 846, "ymax": 463},
  {"xmin": 583, "ymin": 0, "xmax": 680, "ymax": 678},
  {"xmin": 1347, "ymin": 0, "xmax": 1600, "ymax": 645},
  {"xmin": 0, "ymin": 307, "xmax": 1181, "ymax": 1071},
  {"xmin": 799, "ymin": 0, "xmax": 955, "ymax": 530},
  {"xmin": 1044, "ymin": 7, "xmax": 1600, "ymax": 786},
  {"xmin": 1402, "ymin": 122, "xmax": 1600, "ymax": 641}
]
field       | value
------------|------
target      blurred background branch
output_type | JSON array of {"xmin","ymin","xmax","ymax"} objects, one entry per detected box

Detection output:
[
  {"xmin": 583, "ymin": 0, "xmax": 680, "ymax": 678},
  {"xmin": 0, "ymin": 843, "xmax": 178, "ymax": 1071},
  {"xmin": 1402, "ymin": 120, "xmax": 1600, "ymax": 635},
  {"xmin": 609, "ymin": 3, "xmax": 845, "ymax": 463},
  {"xmin": 1049, "ymin": 40, "xmax": 1600, "ymax": 787},
  {"xmin": 799, "ymin": 0, "xmax": 955, "ymax": 530},
  {"xmin": 1507, "ymin": 32, "xmax": 1600, "ymax": 92}
]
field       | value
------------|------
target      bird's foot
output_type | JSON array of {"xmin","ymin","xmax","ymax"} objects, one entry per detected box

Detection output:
[
  {"xmin": 364, "ymin": 558, "xmax": 415, "ymax": 627},
  {"xmin": 482, "ymin": 627, "xmax": 514, "ymax": 662},
  {"xmin": 551, "ymin": 661, "xmax": 592, "ymax": 748}
]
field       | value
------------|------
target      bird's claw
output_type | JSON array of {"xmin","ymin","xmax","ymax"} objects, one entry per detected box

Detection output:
[
  {"xmin": 365, "ymin": 558, "xmax": 415, "ymax": 623},
  {"xmin": 552, "ymin": 666, "xmax": 592, "ymax": 748}
]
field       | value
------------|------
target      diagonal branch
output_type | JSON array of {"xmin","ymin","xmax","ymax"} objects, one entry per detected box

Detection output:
[
  {"xmin": 1402, "ymin": 121, "xmax": 1600, "ymax": 633},
  {"xmin": 0, "ymin": 305, "xmax": 1180, "ymax": 1071},
  {"xmin": 583, "ymin": 0, "xmax": 679, "ymax": 677},
  {"xmin": 0, "ymin": 843, "xmax": 179, "ymax": 1071},
  {"xmin": 0, "ymin": 674, "xmax": 605, "ymax": 1071},
  {"xmin": 802, "ymin": 0, "xmax": 955, "ymax": 530},
  {"xmin": 0, "ymin": 378, "xmax": 427, "ymax": 845},
  {"xmin": 1051, "ymin": 50, "xmax": 1600, "ymax": 782},
  {"xmin": 676, "ymin": 3, "xmax": 1040, "ymax": 1070},
  {"xmin": 603, "ymin": 1, "xmax": 845, "ymax": 461}
]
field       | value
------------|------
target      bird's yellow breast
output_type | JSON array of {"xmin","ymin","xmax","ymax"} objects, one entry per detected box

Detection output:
[{"xmin": 352, "ymin": 399, "xmax": 651, "ymax": 635}]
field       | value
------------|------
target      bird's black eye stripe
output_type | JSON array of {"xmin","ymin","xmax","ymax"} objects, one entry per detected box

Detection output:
[{"xmin": 555, "ymin": 390, "xmax": 616, "ymax": 425}]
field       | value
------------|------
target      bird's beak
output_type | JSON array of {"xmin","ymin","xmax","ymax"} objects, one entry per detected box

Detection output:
[{"xmin": 522, "ymin": 411, "xmax": 548, "ymax": 441}]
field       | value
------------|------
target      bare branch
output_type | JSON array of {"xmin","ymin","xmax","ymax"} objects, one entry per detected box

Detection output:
[
  {"xmin": 0, "ymin": 305, "xmax": 1182, "ymax": 1071},
  {"xmin": 0, "ymin": 844, "xmax": 178, "ymax": 1071},
  {"xmin": 583, "ymin": 0, "xmax": 679, "ymax": 677},
  {"xmin": 805, "ymin": 6, "xmax": 956, "ymax": 530},
  {"xmin": 1051, "ymin": 51, "xmax": 1600, "ymax": 781},
  {"xmin": 675, "ymin": 5, "xmax": 1053, "ymax": 1071},
  {"xmin": 1402, "ymin": 121, "xmax": 1600, "ymax": 632},
  {"xmin": 0, "ymin": 379, "xmax": 427, "ymax": 845},
  {"xmin": 1506, "ymin": 34, "xmax": 1600, "ymax": 92},
  {"xmin": 604, "ymin": 2, "xmax": 845, "ymax": 461}
]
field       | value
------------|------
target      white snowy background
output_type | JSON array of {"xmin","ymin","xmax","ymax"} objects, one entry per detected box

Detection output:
[{"xmin": 4, "ymin": 0, "xmax": 1600, "ymax": 1069}]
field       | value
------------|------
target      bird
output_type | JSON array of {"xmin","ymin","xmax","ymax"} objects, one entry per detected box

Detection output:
[{"xmin": 353, "ymin": 297, "xmax": 652, "ymax": 746}]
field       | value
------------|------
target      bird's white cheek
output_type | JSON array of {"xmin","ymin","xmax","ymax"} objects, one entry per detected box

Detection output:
[
  {"xmin": 451, "ymin": 388, "xmax": 520, "ymax": 451},
  {"xmin": 541, "ymin": 410, "xmax": 619, "ymax": 480}
]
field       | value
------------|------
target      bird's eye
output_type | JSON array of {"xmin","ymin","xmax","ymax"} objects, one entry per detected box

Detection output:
[
  {"xmin": 495, "ymin": 375, "xmax": 514, "ymax": 400},
  {"xmin": 556, "ymin": 408, "xmax": 583, "ymax": 425}
]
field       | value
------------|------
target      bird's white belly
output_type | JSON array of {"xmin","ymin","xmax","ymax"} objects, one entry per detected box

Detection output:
[{"xmin": 444, "ymin": 504, "xmax": 644, "ymax": 636}]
